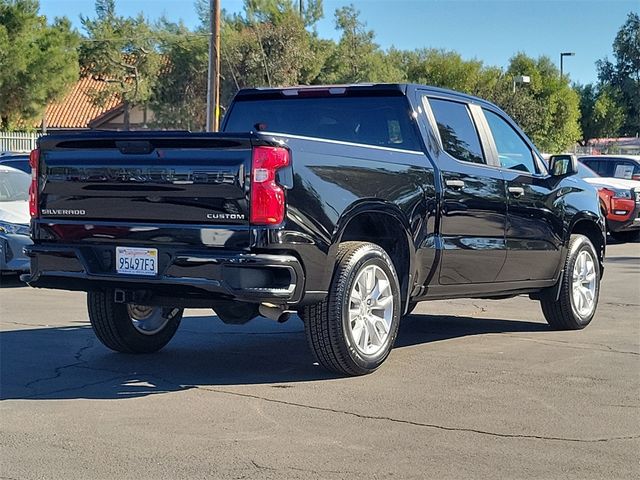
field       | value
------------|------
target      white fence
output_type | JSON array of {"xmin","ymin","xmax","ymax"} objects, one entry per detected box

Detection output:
[{"xmin": 0, "ymin": 131, "xmax": 41, "ymax": 153}]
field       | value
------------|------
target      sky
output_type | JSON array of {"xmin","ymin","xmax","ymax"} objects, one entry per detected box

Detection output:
[{"xmin": 39, "ymin": 0, "xmax": 639, "ymax": 85}]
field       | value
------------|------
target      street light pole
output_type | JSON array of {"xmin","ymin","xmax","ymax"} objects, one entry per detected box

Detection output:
[
  {"xmin": 206, "ymin": 0, "xmax": 221, "ymax": 132},
  {"xmin": 560, "ymin": 52, "xmax": 575, "ymax": 78}
]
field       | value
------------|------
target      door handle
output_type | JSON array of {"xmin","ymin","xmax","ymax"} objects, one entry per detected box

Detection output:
[
  {"xmin": 445, "ymin": 179, "xmax": 465, "ymax": 190},
  {"xmin": 508, "ymin": 186, "xmax": 525, "ymax": 197}
]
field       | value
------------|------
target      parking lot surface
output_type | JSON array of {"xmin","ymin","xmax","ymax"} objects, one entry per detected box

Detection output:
[{"xmin": 1, "ymin": 241, "xmax": 639, "ymax": 479}]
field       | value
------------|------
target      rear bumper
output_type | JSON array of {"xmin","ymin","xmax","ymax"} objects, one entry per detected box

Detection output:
[{"xmin": 22, "ymin": 244, "xmax": 305, "ymax": 306}]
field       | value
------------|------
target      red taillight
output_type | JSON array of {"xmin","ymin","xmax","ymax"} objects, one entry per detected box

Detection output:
[
  {"xmin": 250, "ymin": 146, "xmax": 290, "ymax": 225},
  {"xmin": 29, "ymin": 148, "xmax": 39, "ymax": 218}
]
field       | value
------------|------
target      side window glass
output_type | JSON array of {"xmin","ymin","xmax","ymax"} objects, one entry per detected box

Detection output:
[
  {"xmin": 428, "ymin": 98, "xmax": 485, "ymax": 164},
  {"xmin": 483, "ymin": 109, "xmax": 537, "ymax": 174}
]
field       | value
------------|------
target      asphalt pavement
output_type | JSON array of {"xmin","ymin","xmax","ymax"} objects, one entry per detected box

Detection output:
[{"xmin": 1, "ymin": 241, "xmax": 639, "ymax": 479}]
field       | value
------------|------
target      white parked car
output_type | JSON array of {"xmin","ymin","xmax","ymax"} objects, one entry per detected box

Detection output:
[{"xmin": 0, "ymin": 165, "xmax": 31, "ymax": 273}]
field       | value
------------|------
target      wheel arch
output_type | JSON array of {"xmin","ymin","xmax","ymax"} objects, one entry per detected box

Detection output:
[
  {"xmin": 569, "ymin": 214, "xmax": 606, "ymax": 273},
  {"xmin": 332, "ymin": 201, "xmax": 415, "ymax": 312}
]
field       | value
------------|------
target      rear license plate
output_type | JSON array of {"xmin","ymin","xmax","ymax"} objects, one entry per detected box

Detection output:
[{"xmin": 116, "ymin": 247, "xmax": 158, "ymax": 276}]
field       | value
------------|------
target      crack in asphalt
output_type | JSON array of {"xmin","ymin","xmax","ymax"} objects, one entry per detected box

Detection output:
[
  {"xmin": 22, "ymin": 375, "xmax": 128, "ymax": 399},
  {"xmin": 192, "ymin": 386, "xmax": 640, "ymax": 444},
  {"xmin": 250, "ymin": 459, "xmax": 353, "ymax": 475},
  {"xmin": 0, "ymin": 321, "xmax": 55, "ymax": 328},
  {"xmin": 12, "ymin": 318, "xmax": 639, "ymax": 445},
  {"xmin": 18, "ymin": 359, "xmax": 640, "ymax": 445},
  {"xmin": 22, "ymin": 335, "xmax": 95, "ymax": 391},
  {"xmin": 602, "ymin": 302, "xmax": 640, "ymax": 308},
  {"xmin": 507, "ymin": 335, "xmax": 639, "ymax": 356}
]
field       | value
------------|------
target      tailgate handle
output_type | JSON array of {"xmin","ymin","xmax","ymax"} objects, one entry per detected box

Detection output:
[{"xmin": 116, "ymin": 141, "xmax": 154, "ymax": 154}]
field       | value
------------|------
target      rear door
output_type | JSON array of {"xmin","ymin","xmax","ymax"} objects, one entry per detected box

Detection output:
[
  {"xmin": 422, "ymin": 94, "xmax": 507, "ymax": 284},
  {"xmin": 479, "ymin": 108, "xmax": 563, "ymax": 282}
]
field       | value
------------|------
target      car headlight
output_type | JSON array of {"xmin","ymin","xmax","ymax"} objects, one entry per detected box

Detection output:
[
  {"xmin": 611, "ymin": 189, "xmax": 632, "ymax": 199},
  {"xmin": 0, "ymin": 221, "xmax": 30, "ymax": 235}
]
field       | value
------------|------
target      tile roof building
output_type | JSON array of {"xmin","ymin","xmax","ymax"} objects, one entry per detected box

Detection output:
[{"xmin": 42, "ymin": 75, "xmax": 153, "ymax": 131}]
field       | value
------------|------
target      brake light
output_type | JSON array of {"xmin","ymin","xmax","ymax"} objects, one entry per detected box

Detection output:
[
  {"xmin": 250, "ymin": 146, "xmax": 290, "ymax": 225},
  {"xmin": 29, "ymin": 148, "xmax": 39, "ymax": 218}
]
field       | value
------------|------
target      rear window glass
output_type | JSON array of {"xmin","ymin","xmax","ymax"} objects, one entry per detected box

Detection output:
[{"xmin": 223, "ymin": 96, "xmax": 421, "ymax": 151}]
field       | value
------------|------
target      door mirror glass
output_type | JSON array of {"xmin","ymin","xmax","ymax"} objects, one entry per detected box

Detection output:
[{"xmin": 549, "ymin": 154, "xmax": 578, "ymax": 176}]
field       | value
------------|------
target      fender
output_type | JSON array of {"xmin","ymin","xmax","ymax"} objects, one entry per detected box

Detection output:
[{"xmin": 319, "ymin": 199, "xmax": 419, "ymax": 311}]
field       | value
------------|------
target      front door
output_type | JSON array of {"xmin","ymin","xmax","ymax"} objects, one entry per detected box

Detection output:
[
  {"xmin": 423, "ymin": 96, "xmax": 508, "ymax": 284},
  {"xmin": 480, "ymin": 108, "xmax": 563, "ymax": 282}
]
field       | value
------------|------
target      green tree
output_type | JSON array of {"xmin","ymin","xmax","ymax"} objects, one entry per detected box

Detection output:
[
  {"xmin": 149, "ymin": 20, "xmax": 208, "ymax": 130},
  {"xmin": 597, "ymin": 12, "xmax": 640, "ymax": 136},
  {"xmin": 499, "ymin": 53, "xmax": 581, "ymax": 152},
  {"xmin": 319, "ymin": 5, "xmax": 403, "ymax": 84},
  {"xmin": 243, "ymin": 0, "xmax": 323, "ymax": 28},
  {"xmin": 403, "ymin": 49, "xmax": 486, "ymax": 92},
  {"xmin": 80, "ymin": 0, "xmax": 162, "ymax": 129},
  {"xmin": 219, "ymin": 0, "xmax": 330, "ymax": 103},
  {"xmin": 152, "ymin": 0, "xmax": 329, "ymax": 129},
  {"xmin": 0, "ymin": 0, "xmax": 79, "ymax": 130},
  {"xmin": 576, "ymin": 83, "xmax": 624, "ymax": 144}
]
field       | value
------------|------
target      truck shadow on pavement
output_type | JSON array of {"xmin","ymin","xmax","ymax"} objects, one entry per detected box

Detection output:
[{"xmin": 0, "ymin": 313, "xmax": 549, "ymax": 401}]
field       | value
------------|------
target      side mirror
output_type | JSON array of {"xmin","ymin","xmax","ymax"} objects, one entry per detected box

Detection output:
[{"xmin": 549, "ymin": 154, "xmax": 578, "ymax": 177}]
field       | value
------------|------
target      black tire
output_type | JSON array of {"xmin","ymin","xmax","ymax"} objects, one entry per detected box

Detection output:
[
  {"xmin": 301, "ymin": 241, "xmax": 402, "ymax": 376},
  {"xmin": 540, "ymin": 234, "xmax": 600, "ymax": 330},
  {"xmin": 610, "ymin": 230, "xmax": 640, "ymax": 243},
  {"xmin": 87, "ymin": 290, "xmax": 183, "ymax": 353}
]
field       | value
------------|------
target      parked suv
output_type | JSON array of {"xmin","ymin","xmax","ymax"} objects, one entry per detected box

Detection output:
[{"xmin": 24, "ymin": 84, "xmax": 605, "ymax": 375}]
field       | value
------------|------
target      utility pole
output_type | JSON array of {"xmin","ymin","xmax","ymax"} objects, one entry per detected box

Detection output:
[{"xmin": 206, "ymin": 0, "xmax": 221, "ymax": 132}]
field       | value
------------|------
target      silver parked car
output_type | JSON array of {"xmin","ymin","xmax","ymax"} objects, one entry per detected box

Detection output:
[{"xmin": 0, "ymin": 165, "xmax": 31, "ymax": 273}]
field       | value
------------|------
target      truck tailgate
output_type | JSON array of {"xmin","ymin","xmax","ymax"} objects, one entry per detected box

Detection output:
[{"xmin": 37, "ymin": 134, "xmax": 251, "ymax": 225}]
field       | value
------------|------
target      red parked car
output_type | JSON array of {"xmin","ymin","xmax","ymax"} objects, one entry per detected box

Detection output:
[{"xmin": 576, "ymin": 163, "xmax": 640, "ymax": 242}]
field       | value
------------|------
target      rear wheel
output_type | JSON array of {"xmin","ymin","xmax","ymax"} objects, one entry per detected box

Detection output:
[
  {"xmin": 540, "ymin": 234, "xmax": 600, "ymax": 330},
  {"xmin": 87, "ymin": 290, "xmax": 183, "ymax": 353},
  {"xmin": 301, "ymin": 241, "xmax": 401, "ymax": 376}
]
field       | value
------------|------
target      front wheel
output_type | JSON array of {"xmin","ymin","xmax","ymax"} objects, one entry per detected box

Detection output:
[
  {"xmin": 301, "ymin": 241, "xmax": 401, "ymax": 376},
  {"xmin": 87, "ymin": 290, "xmax": 183, "ymax": 353},
  {"xmin": 540, "ymin": 234, "xmax": 600, "ymax": 330}
]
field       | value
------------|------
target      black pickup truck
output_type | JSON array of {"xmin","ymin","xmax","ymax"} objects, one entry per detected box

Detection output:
[{"xmin": 24, "ymin": 84, "xmax": 605, "ymax": 375}]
